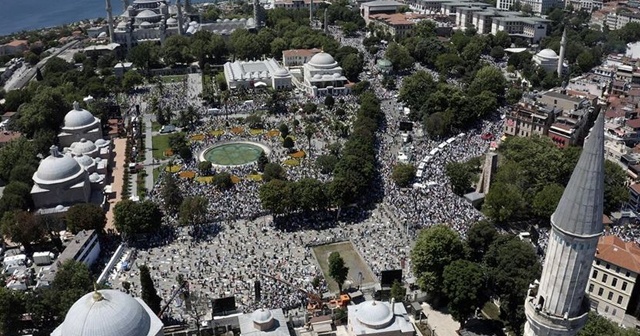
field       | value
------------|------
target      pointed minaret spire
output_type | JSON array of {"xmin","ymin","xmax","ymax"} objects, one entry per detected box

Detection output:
[
  {"xmin": 105, "ymin": 0, "xmax": 115, "ymax": 43},
  {"xmin": 176, "ymin": 0, "xmax": 185, "ymax": 35},
  {"xmin": 324, "ymin": 9, "xmax": 328, "ymax": 34},
  {"xmin": 524, "ymin": 111, "xmax": 605, "ymax": 336},
  {"xmin": 309, "ymin": 0, "xmax": 314, "ymax": 27},
  {"xmin": 557, "ymin": 27, "xmax": 567, "ymax": 76}
]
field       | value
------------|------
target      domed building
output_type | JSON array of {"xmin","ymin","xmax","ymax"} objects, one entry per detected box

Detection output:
[
  {"xmin": 31, "ymin": 146, "xmax": 92, "ymax": 214},
  {"xmin": 58, "ymin": 102, "xmax": 103, "ymax": 148},
  {"xmin": 302, "ymin": 52, "xmax": 348, "ymax": 97},
  {"xmin": 533, "ymin": 48, "xmax": 560, "ymax": 73},
  {"xmin": 51, "ymin": 289, "xmax": 164, "ymax": 336},
  {"xmin": 238, "ymin": 308, "xmax": 289, "ymax": 336},
  {"xmin": 347, "ymin": 300, "xmax": 414, "ymax": 336},
  {"xmin": 223, "ymin": 58, "xmax": 292, "ymax": 90}
]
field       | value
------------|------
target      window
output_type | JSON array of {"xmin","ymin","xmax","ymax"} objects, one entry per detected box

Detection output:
[
  {"xmin": 603, "ymin": 274, "xmax": 608, "ymax": 283},
  {"xmin": 618, "ymin": 296, "xmax": 623, "ymax": 304},
  {"xmin": 627, "ymin": 271, "xmax": 631, "ymax": 277},
  {"xmin": 593, "ymin": 270, "xmax": 599, "ymax": 279},
  {"xmin": 608, "ymin": 292, "xmax": 614, "ymax": 300},
  {"xmin": 605, "ymin": 305, "xmax": 609, "ymax": 313},
  {"xmin": 597, "ymin": 260, "xmax": 601, "ymax": 265},
  {"xmin": 598, "ymin": 288, "xmax": 604, "ymax": 296},
  {"xmin": 616, "ymin": 267, "xmax": 621, "ymax": 273},
  {"xmin": 613, "ymin": 308, "xmax": 617, "ymax": 316},
  {"xmin": 623, "ymin": 282, "xmax": 628, "ymax": 291},
  {"xmin": 606, "ymin": 263, "xmax": 611, "ymax": 269},
  {"xmin": 589, "ymin": 284, "xmax": 594, "ymax": 292},
  {"xmin": 612, "ymin": 278, "xmax": 618, "ymax": 287}
]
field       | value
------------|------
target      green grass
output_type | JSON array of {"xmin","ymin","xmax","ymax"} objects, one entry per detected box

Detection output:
[
  {"xmin": 136, "ymin": 170, "xmax": 147, "ymax": 199},
  {"xmin": 481, "ymin": 301, "xmax": 501, "ymax": 320},
  {"xmin": 152, "ymin": 134, "xmax": 172, "ymax": 159},
  {"xmin": 160, "ymin": 75, "xmax": 187, "ymax": 83},
  {"xmin": 152, "ymin": 121, "xmax": 162, "ymax": 132},
  {"xmin": 153, "ymin": 165, "xmax": 163, "ymax": 183},
  {"xmin": 311, "ymin": 241, "xmax": 377, "ymax": 293}
]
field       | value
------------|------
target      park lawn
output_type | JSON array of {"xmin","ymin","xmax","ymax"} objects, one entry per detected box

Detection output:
[
  {"xmin": 311, "ymin": 241, "xmax": 377, "ymax": 293},
  {"xmin": 283, "ymin": 159, "xmax": 300, "ymax": 166},
  {"xmin": 165, "ymin": 164, "xmax": 182, "ymax": 173},
  {"xmin": 195, "ymin": 176, "xmax": 214, "ymax": 183},
  {"xmin": 210, "ymin": 130, "xmax": 225, "ymax": 136},
  {"xmin": 247, "ymin": 174, "xmax": 263, "ymax": 181},
  {"xmin": 152, "ymin": 134, "xmax": 172, "ymax": 159},
  {"xmin": 152, "ymin": 121, "xmax": 162, "ymax": 132},
  {"xmin": 161, "ymin": 75, "xmax": 187, "ymax": 83},
  {"xmin": 190, "ymin": 134, "xmax": 205, "ymax": 141},
  {"xmin": 153, "ymin": 166, "xmax": 162, "ymax": 183},
  {"xmin": 249, "ymin": 128, "xmax": 265, "ymax": 136}
]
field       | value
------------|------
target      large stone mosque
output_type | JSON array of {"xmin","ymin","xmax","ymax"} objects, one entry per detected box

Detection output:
[
  {"xmin": 31, "ymin": 102, "xmax": 111, "ymax": 215},
  {"xmin": 106, "ymin": 0, "xmax": 259, "ymax": 50}
]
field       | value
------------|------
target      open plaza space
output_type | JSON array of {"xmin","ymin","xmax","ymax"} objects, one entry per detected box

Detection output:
[
  {"xmin": 311, "ymin": 241, "xmax": 377, "ymax": 293},
  {"xmin": 202, "ymin": 141, "xmax": 270, "ymax": 167}
]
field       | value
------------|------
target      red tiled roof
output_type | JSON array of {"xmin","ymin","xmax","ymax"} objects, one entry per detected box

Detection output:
[
  {"xmin": 597, "ymin": 235, "xmax": 640, "ymax": 273},
  {"xmin": 603, "ymin": 214, "xmax": 613, "ymax": 225},
  {"xmin": 6, "ymin": 40, "xmax": 27, "ymax": 47},
  {"xmin": 282, "ymin": 48, "xmax": 322, "ymax": 58},
  {"xmin": 626, "ymin": 118, "xmax": 640, "ymax": 129},
  {"xmin": 631, "ymin": 183, "xmax": 640, "ymax": 194},
  {"xmin": 0, "ymin": 131, "xmax": 21, "ymax": 144}
]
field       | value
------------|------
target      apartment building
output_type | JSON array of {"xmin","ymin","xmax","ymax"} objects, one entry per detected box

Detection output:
[
  {"xmin": 587, "ymin": 235, "xmax": 640, "ymax": 325},
  {"xmin": 282, "ymin": 48, "xmax": 322, "ymax": 67},
  {"xmin": 503, "ymin": 103, "xmax": 560, "ymax": 137}
]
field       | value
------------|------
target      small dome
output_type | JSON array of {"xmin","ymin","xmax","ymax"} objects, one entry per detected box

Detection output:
[
  {"xmin": 240, "ymin": 18, "xmax": 247, "ymax": 22},
  {"xmin": 89, "ymin": 172, "xmax": 102, "ymax": 183},
  {"xmin": 308, "ymin": 52, "xmax": 337, "ymax": 68},
  {"xmin": 75, "ymin": 153, "xmax": 94, "ymax": 167},
  {"xmin": 136, "ymin": 9, "xmax": 159, "ymax": 19},
  {"xmin": 252, "ymin": 309, "xmax": 273, "ymax": 324},
  {"xmin": 274, "ymin": 69, "xmax": 289, "ymax": 77},
  {"xmin": 216, "ymin": 19, "xmax": 222, "ymax": 22},
  {"xmin": 167, "ymin": 17, "xmax": 177, "ymax": 24},
  {"xmin": 64, "ymin": 102, "xmax": 96, "ymax": 128},
  {"xmin": 59, "ymin": 290, "xmax": 152, "ymax": 336},
  {"xmin": 223, "ymin": 18, "xmax": 230, "ymax": 22},
  {"xmin": 95, "ymin": 139, "xmax": 108, "ymax": 148},
  {"xmin": 98, "ymin": 32, "xmax": 107, "ymax": 38},
  {"xmin": 355, "ymin": 301, "xmax": 394, "ymax": 329},
  {"xmin": 117, "ymin": 21, "xmax": 127, "ymax": 29},
  {"xmin": 537, "ymin": 48, "xmax": 558, "ymax": 59},
  {"xmin": 72, "ymin": 138, "xmax": 97, "ymax": 155},
  {"xmin": 232, "ymin": 18, "xmax": 239, "ymax": 22},
  {"xmin": 140, "ymin": 21, "xmax": 152, "ymax": 28},
  {"xmin": 313, "ymin": 74, "xmax": 322, "ymax": 79},
  {"xmin": 35, "ymin": 146, "xmax": 83, "ymax": 182},
  {"xmin": 190, "ymin": 21, "xmax": 198, "ymax": 26},
  {"xmin": 55, "ymin": 205, "xmax": 65, "ymax": 211},
  {"xmin": 333, "ymin": 73, "xmax": 341, "ymax": 78}
]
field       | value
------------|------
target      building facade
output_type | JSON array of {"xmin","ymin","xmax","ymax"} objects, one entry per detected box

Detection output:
[{"xmin": 523, "ymin": 112, "xmax": 605, "ymax": 336}]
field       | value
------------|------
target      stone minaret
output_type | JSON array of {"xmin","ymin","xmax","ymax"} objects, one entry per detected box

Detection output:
[
  {"xmin": 324, "ymin": 9, "xmax": 328, "ymax": 34},
  {"xmin": 253, "ymin": 0, "xmax": 260, "ymax": 27},
  {"xmin": 176, "ymin": 0, "xmax": 185, "ymax": 35},
  {"xmin": 105, "ymin": 0, "xmax": 115, "ymax": 43},
  {"xmin": 524, "ymin": 112, "xmax": 605, "ymax": 336},
  {"xmin": 557, "ymin": 27, "xmax": 567, "ymax": 76},
  {"xmin": 309, "ymin": 0, "xmax": 313, "ymax": 26}
]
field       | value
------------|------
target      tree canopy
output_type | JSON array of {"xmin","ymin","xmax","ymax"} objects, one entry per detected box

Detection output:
[{"xmin": 65, "ymin": 203, "xmax": 107, "ymax": 234}]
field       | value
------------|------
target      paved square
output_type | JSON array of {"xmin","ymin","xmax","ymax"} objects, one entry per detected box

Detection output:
[{"xmin": 311, "ymin": 241, "xmax": 377, "ymax": 293}]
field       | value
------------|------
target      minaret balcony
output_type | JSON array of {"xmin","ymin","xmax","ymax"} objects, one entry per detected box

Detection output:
[{"xmin": 525, "ymin": 295, "xmax": 590, "ymax": 333}]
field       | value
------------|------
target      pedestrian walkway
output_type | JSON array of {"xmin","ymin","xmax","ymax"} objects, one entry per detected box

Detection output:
[{"xmin": 105, "ymin": 137, "xmax": 127, "ymax": 232}]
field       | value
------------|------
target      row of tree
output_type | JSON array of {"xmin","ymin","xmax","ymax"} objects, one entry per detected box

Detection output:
[
  {"xmin": 411, "ymin": 222, "xmax": 540, "ymax": 333},
  {"xmin": 481, "ymin": 136, "xmax": 627, "ymax": 224}
]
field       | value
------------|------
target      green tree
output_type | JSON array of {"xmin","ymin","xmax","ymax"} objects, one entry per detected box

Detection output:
[
  {"xmin": 230, "ymin": 29, "xmax": 263, "ymax": 60},
  {"xmin": 50, "ymin": 260, "xmax": 95, "ymax": 317},
  {"xmin": 316, "ymin": 154, "xmax": 338, "ymax": 174},
  {"xmin": 212, "ymin": 172, "xmax": 233, "ymax": 190},
  {"xmin": 0, "ymin": 287, "xmax": 25, "ymax": 336},
  {"xmin": 482, "ymin": 182, "xmax": 526, "ymax": 223},
  {"xmin": 391, "ymin": 163, "xmax": 416, "ymax": 188},
  {"xmin": 328, "ymin": 252, "xmax": 349, "ymax": 293},
  {"xmin": 162, "ymin": 35, "xmax": 193, "ymax": 65},
  {"xmin": 139, "ymin": 265, "xmax": 162, "ymax": 314},
  {"xmin": 532, "ymin": 183, "xmax": 564, "ymax": 219},
  {"xmin": 466, "ymin": 220, "xmax": 498, "ymax": 262},
  {"xmin": 604, "ymin": 160, "xmax": 628, "ymax": 214},
  {"xmin": 65, "ymin": 203, "xmax": 107, "ymax": 234},
  {"xmin": 296, "ymin": 178, "xmax": 328, "ymax": 211},
  {"xmin": 468, "ymin": 66, "xmax": 507, "ymax": 97},
  {"xmin": 283, "ymin": 136, "xmax": 295, "ymax": 151},
  {"xmin": 490, "ymin": 46, "xmax": 505, "ymax": 59},
  {"xmin": 122, "ymin": 70, "xmax": 144, "ymax": 91},
  {"xmin": 411, "ymin": 225, "xmax": 465, "ymax": 298},
  {"xmin": 128, "ymin": 42, "xmax": 161, "ymax": 71},
  {"xmin": 279, "ymin": 123, "xmax": 290, "ymax": 139},
  {"xmin": 113, "ymin": 200, "xmax": 162, "ymax": 237},
  {"xmin": 398, "ymin": 70, "xmax": 437, "ymax": 112},
  {"xmin": 1, "ymin": 210, "xmax": 45, "ymax": 252},
  {"xmin": 341, "ymin": 53, "xmax": 364, "ymax": 82},
  {"xmin": 179, "ymin": 196, "xmax": 209, "ymax": 226},
  {"xmin": 442, "ymin": 260, "xmax": 488, "ymax": 328},
  {"xmin": 445, "ymin": 162, "xmax": 472, "ymax": 195},
  {"xmin": 257, "ymin": 151, "xmax": 269, "ymax": 172},
  {"xmin": 259, "ymin": 179, "xmax": 294, "ymax": 215},
  {"xmin": 506, "ymin": 87, "xmax": 523, "ymax": 105},
  {"xmin": 578, "ymin": 312, "xmax": 640, "ymax": 336},
  {"xmin": 484, "ymin": 235, "xmax": 541, "ymax": 333},
  {"xmin": 162, "ymin": 172, "xmax": 183, "ymax": 213},
  {"xmin": 198, "ymin": 161, "xmax": 212, "ymax": 175},
  {"xmin": 390, "ymin": 280, "xmax": 407, "ymax": 302},
  {"xmin": 385, "ymin": 42, "xmax": 414, "ymax": 71},
  {"xmin": 263, "ymin": 162, "xmax": 286, "ymax": 182}
]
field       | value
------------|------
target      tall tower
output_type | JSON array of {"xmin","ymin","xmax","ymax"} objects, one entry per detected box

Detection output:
[
  {"xmin": 557, "ymin": 27, "xmax": 567, "ymax": 76},
  {"xmin": 324, "ymin": 9, "xmax": 328, "ymax": 34},
  {"xmin": 176, "ymin": 0, "xmax": 185, "ymax": 35},
  {"xmin": 105, "ymin": 0, "xmax": 115, "ymax": 43},
  {"xmin": 253, "ymin": 0, "xmax": 260, "ymax": 27},
  {"xmin": 309, "ymin": 0, "xmax": 314, "ymax": 27},
  {"xmin": 524, "ymin": 112, "xmax": 605, "ymax": 336}
]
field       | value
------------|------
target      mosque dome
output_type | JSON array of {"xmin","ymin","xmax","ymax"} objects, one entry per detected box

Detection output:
[
  {"xmin": 117, "ymin": 21, "xmax": 127, "ymax": 29},
  {"xmin": 95, "ymin": 138, "xmax": 110, "ymax": 148},
  {"xmin": 308, "ymin": 52, "xmax": 337, "ymax": 68},
  {"xmin": 64, "ymin": 102, "xmax": 96, "ymax": 129},
  {"xmin": 140, "ymin": 21, "xmax": 152, "ymax": 28},
  {"xmin": 72, "ymin": 139, "xmax": 97, "ymax": 155},
  {"xmin": 89, "ymin": 172, "xmax": 103, "ymax": 183},
  {"xmin": 333, "ymin": 73, "xmax": 341, "ymax": 78},
  {"xmin": 35, "ymin": 146, "xmax": 83, "ymax": 183},
  {"xmin": 59, "ymin": 290, "xmax": 152, "ymax": 336},
  {"xmin": 274, "ymin": 69, "xmax": 289, "ymax": 77},
  {"xmin": 313, "ymin": 74, "xmax": 322, "ymax": 79},
  {"xmin": 136, "ymin": 9, "xmax": 159, "ymax": 19},
  {"xmin": 166, "ymin": 17, "xmax": 177, "ymax": 25},
  {"xmin": 355, "ymin": 301, "xmax": 394, "ymax": 329},
  {"xmin": 98, "ymin": 32, "xmax": 108, "ymax": 38},
  {"xmin": 252, "ymin": 308, "xmax": 275, "ymax": 330},
  {"xmin": 74, "ymin": 153, "xmax": 94, "ymax": 168},
  {"xmin": 537, "ymin": 48, "xmax": 558, "ymax": 59}
]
